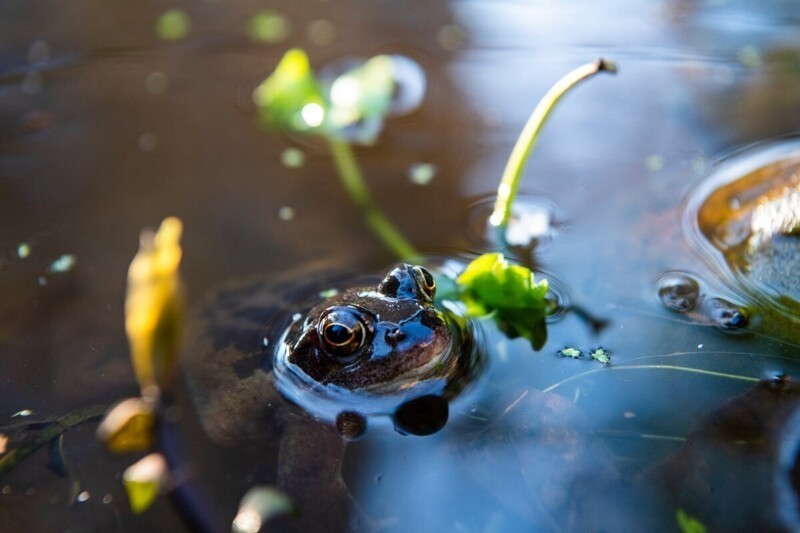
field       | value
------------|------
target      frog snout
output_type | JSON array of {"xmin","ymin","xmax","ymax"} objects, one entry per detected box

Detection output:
[{"xmin": 384, "ymin": 327, "xmax": 407, "ymax": 346}]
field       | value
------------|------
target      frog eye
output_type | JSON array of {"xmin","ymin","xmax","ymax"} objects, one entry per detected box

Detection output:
[
  {"xmin": 413, "ymin": 266, "xmax": 436, "ymax": 300},
  {"xmin": 318, "ymin": 307, "xmax": 369, "ymax": 359}
]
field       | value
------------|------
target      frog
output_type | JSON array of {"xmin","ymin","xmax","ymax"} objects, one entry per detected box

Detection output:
[{"xmin": 183, "ymin": 263, "xmax": 481, "ymax": 530}]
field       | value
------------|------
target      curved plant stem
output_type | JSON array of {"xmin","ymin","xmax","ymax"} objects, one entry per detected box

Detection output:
[
  {"xmin": 490, "ymin": 59, "xmax": 617, "ymax": 230},
  {"xmin": 327, "ymin": 136, "xmax": 419, "ymax": 261},
  {"xmin": 541, "ymin": 364, "xmax": 759, "ymax": 395},
  {"xmin": 0, "ymin": 404, "xmax": 107, "ymax": 477}
]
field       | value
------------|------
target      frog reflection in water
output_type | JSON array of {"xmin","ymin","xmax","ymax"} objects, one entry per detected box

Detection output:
[{"xmin": 184, "ymin": 263, "xmax": 478, "ymax": 528}]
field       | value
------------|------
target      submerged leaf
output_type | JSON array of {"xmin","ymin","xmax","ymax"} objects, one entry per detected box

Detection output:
[
  {"xmin": 123, "ymin": 453, "xmax": 166, "ymax": 514},
  {"xmin": 96, "ymin": 398, "xmax": 155, "ymax": 454},
  {"xmin": 233, "ymin": 486, "xmax": 294, "ymax": 533},
  {"xmin": 254, "ymin": 49, "xmax": 326, "ymax": 133},
  {"xmin": 125, "ymin": 217, "xmax": 185, "ymax": 392},
  {"xmin": 676, "ymin": 508, "xmax": 707, "ymax": 533},
  {"xmin": 454, "ymin": 253, "xmax": 549, "ymax": 349}
]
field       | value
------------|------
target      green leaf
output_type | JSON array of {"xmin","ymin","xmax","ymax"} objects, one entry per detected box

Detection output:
[
  {"xmin": 123, "ymin": 453, "xmax": 166, "ymax": 514},
  {"xmin": 254, "ymin": 49, "xmax": 326, "ymax": 133},
  {"xmin": 328, "ymin": 55, "xmax": 395, "ymax": 134},
  {"xmin": 676, "ymin": 508, "xmax": 707, "ymax": 533},
  {"xmin": 454, "ymin": 253, "xmax": 549, "ymax": 350},
  {"xmin": 96, "ymin": 398, "xmax": 155, "ymax": 454}
]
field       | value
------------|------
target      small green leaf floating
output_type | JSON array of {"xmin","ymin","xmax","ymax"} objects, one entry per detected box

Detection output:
[
  {"xmin": 453, "ymin": 253, "xmax": 549, "ymax": 350},
  {"xmin": 589, "ymin": 347, "xmax": 611, "ymax": 365},
  {"xmin": 676, "ymin": 508, "xmax": 707, "ymax": 533},
  {"xmin": 254, "ymin": 49, "xmax": 326, "ymax": 133},
  {"xmin": 558, "ymin": 347, "xmax": 582, "ymax": 359}
]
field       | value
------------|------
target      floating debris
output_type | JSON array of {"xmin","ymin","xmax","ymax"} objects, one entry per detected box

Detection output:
[
  {"xmin": 589, "ymin": 347, "xmax": 611, "ymax": 365},
  {"xmin": 156, "ymin": 9, "xmax": 190, "ymax": 41},
  {"xmin": 645, "ymin": 154, "xmax": 664, "ymax": 171},
  {"xmin": 437, "ymin": 24, "xmax": 467, "ymax": 51},
  {"xmin": 144, "ymin": 72, "xmax": 168, "ymax": 95},
  {"xmin": 138, "ymin": 133, "xmax": 158, "ymax": 152},
  {"xmin": 558, "ymin": 347, "xmax": 582, "ymax": 359},
  {"xmin": 233, "ymin": 486, "xmax": 293, "ymax": 533},
  {"xmin": 307, "ymin": 19, "xmax": 336, "ymax": 46},
  {"xmin": 12, "ymin": 409, "xmax": 34, "ymax": 418},
  {"xmin": 76, "ymin": 491, "xmax": 90, "ymax": 503},
  {"xmin": 318, "ymin": 288, "xmax": 339, "ymax": 298},
  {"xmin": 278, "ymin": 206, "xmax": 295, "ymax": 221},
  {"xmin": 737, "ymin": 45, "xmax": 762, "ymax": 69},
  {"xmin": 16, "ymin": 243, "xmax": 31, "ymax": 259},
  {"xmin": 248, "ymin": 10, "xmax": 290, "ymax": 43},
  {"xmin": 27, "ymin": 40, "xmax": 50, "ymax": 65},
  {"xmin": 48, "ymin": 254, "xmax": 75, "ymax": 273},
  {"xmin": 280, "ymin": 147, "xmax": 305, "ymax": 168},
  {"xmin": 408, "ymin": 163, "xmax": 437, "ymax": 186},
  {"xmin": 0, "ymin": 433, "xmax": 8, "ymax": 454},
  {"xmin": 21, "ymin": 71, "xmax": 43, "ymax": 95}
]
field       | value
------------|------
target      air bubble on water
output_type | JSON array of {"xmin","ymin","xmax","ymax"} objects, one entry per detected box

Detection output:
[
  {"xmin": 278, "ymin": 206, "xmax": 295, "ymax": 221},
  {"xmin": 17, "ymin": 243, "xmax": 31, "ymax": 259},
  {"xmin": 248, "ymin": 10, "xmax": 290, "ymax": 43},
  {"xmin": 384, "ymin": 55, "xmax": 427, "ymax": 116},
  {"xmin": 280, "ymin": 147, "xmax": 305, "ymax": 168},
  {"xmin": 21, "ymin": 71, "xmax": 43, "ymax": 95},
  {"xmin": 408, "ymin": 163, "xmax": 436, "ymax": 185},
  {"xmin": 437, "ymin": 24, "xmax": 467, "ymax": 51},
  {"xmin": 48, "ymin": 254, "xmax": 76, "ymax": 273},
  {"xmin": 690, "ymin": 155, "xmax": 706, "ymax": 173},
  {"xmin": 139, "ymin": 133, "xmax": 158, "ymax": 152},
  {"xmin": 27, "ymin": 40, "xmax": 50, "ymax": 65},
  {"xmin": 307, "ymin": 19, "xmax": 337, "ymax": 46},
  {"xmin": 645, "ymin": 154, "xmax": 664, "ymax": 171},
  {"xmin": 657, "ymin": 272, "xmax": 700, "ymax": 313},
  {"xmin": 102, "ymin": 493, "xmax": 113, "ymax": 504},
  {"xmin": 737, "ymin": 45, "xmax": 762, "ymax": 69},
  {"xmin": 145, "ymin": 72, "xmax": 168, "ymax": 95},
  {"xmin": 1, "ymin": 485, "xmax": 10, "ymax": 495}
]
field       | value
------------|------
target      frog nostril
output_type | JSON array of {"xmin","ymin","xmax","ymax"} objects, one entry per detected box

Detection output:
[{"xmin": 385, "ymin": 328, "xmax": 406, "ymax": 345}]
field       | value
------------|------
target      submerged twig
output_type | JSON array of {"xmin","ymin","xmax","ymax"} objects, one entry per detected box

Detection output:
[
  {"xmin": 542, "ymin": 364, "xmax": 759, "ymax": 394},
  {"xmin": 0, "ymin": 404, "xmax": 107, "ymax": 477}
]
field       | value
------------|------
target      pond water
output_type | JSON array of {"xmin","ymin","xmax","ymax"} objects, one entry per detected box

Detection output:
[{"xmin": 2, "ymin": 1, "xmax": 800, "ymax": 531}]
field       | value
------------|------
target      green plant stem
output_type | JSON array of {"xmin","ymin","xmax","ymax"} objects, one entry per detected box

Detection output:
[
  {"xmin": 0, "ymin": 404, "xmax": 107, "ymax": 477},
  {"xmin": 490, "ymin": 59, "xmax": 617, "ymax": 229},
  {"xmin": 327, "ymin": 136, "xmax": 419, "ymax": 261},
  {"xmin": 541, "ymin": 364, "xmax": 759, "ymax": 394}
]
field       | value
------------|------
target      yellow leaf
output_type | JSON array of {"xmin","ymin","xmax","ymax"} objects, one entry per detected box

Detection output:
[
  {"xmin": 123, "ymin": 453, "xmax": 166, "ymax": 514},
  {"xmin": 125, "ymin": 217, "xmax": 185, "ymax": 392},
  {"xmin": 96, "ymin": 398, "xmax": 155, "ymax": 454}
]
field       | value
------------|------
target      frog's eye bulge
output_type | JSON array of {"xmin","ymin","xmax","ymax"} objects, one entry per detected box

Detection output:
[
  {"xmin": 318, "ymin": 306, "xmax": 370, "ymax": 359},
  {"xmin": 413, "ymin": 266, "xmax": 436, "ymax": 300}
]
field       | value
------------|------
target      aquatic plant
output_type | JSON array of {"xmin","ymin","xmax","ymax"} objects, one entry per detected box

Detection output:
[{"xmin": 255, "ymin": 49, "xmax": 418, "ymax": 260}]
